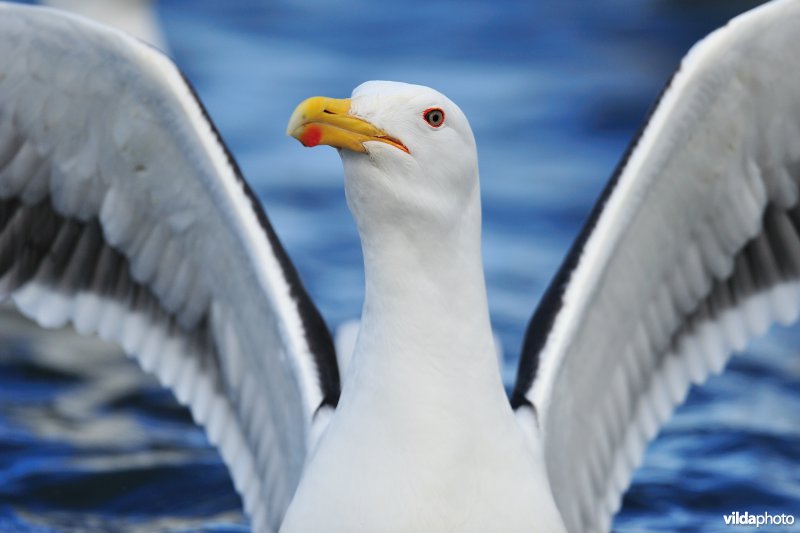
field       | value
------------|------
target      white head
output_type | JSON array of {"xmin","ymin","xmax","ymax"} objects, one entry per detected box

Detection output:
[{"xmin": 287, "ymin": 81, "xmax": 480, "ymax": 248}]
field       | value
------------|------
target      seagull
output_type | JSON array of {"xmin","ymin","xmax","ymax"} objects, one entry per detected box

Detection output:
[{"xmin": 0, "ymin": 0, "xmax": 799, "ymax": 532}]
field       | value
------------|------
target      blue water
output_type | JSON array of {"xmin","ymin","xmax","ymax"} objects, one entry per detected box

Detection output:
[{"xmin": 1, "ymin": 0, "xmax": 799, "ymax": 531}]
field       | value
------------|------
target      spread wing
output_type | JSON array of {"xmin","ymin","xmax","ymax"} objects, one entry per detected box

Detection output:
[
  {"xmin": 0, "ymin": 5, "xmax": 340, "ymax": 532},
  {"xmin": 511, "ymin": 0, "xmax": 800, "ymax": 531}
]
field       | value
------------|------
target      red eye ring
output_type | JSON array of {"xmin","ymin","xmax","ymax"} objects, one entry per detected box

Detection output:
[{"xmin": 423, "ymin": 107, "xmax": 445, "ymax": 128}]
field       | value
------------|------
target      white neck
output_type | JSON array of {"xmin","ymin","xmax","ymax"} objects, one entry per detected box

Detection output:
[{"xmin": 345, "ymin": 178, "xmax": 504, "ymax": 407}]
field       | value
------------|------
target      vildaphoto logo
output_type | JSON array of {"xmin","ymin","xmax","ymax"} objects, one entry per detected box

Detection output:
[{"xmin": 723, "ymin": 511, "xmax": 796, "ymax": 528}]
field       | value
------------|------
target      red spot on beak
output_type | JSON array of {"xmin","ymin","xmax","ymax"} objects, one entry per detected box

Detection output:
[{"xmin": 300, "ymin": 125, "xmax": 322, "ymax": 147}]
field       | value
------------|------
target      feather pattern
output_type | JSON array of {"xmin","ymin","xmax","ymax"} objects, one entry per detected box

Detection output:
[
  {"xmin": 0, "ymin": 5, "xmax": 340, "ymax": 532},
  {"xmin": 512, "ymin": 1, "xmax": 800, "ymax": 531}
]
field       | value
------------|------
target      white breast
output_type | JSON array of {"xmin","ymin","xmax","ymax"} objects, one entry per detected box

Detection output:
[{"xmin": 280, "ymin": 377, "xmax": 566, "ymax": 533}]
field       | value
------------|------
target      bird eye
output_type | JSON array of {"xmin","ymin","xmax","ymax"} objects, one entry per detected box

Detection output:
[{"xmin": 423, "ymin": 108, "xmax": 445, "ymax": 128}]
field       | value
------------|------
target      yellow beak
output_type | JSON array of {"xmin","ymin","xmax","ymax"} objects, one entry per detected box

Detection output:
[{"xmin": 286, "ymin": 96, "xmax": 409, "ymax": 154}]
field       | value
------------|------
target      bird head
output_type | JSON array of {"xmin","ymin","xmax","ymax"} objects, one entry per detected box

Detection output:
[{"xmin": 287, "ymin": 81, "xmax": 480, "ymax": 243}]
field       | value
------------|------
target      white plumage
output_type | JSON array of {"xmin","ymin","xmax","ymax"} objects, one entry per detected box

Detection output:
[{"xmin": 0, "ymin": 1, "xmax": 799, "ymax": 532}]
